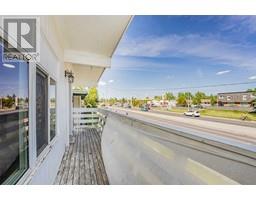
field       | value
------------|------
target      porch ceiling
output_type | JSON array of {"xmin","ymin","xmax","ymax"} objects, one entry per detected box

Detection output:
[
  {"xmin": 71, "ymin": 64, "xmax": 105, "ymax": 88},
  {"xmin": 55, "ymin": 15, "xmax": 132, "ymax": 88},
  {"xmin": 54, "ymin": 16, "xmax": 132, "ymax": 68}
]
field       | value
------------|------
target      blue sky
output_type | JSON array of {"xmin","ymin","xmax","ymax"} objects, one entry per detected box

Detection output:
[{"xmin": 100, "ymin": 16, "xmax": 256, "ymax": 98}]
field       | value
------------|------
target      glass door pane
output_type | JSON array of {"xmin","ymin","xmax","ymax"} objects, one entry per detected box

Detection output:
[
  {"xmin": 49, "ymin": 78, "xmax": 56, "ymax": 140},
  {"xmin": 0, "ymin": 44, "xmax": 29, "ymax": 184},
  {"xmin": 36, "ymin": 68, "xmax": 48, "ymax": 156}
]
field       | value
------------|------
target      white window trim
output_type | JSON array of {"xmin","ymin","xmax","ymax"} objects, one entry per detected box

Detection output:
[
  {"xmin": 28, "ymin": 62, "xmax": 59, "ymax": 171},
  {"xmin": 49, "ymin": 77, "xmax": 57, "ymax": 142}
]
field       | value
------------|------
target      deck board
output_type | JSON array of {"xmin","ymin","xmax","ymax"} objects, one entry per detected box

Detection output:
[{"xmin": 55, "ymin": 128, "xmax": 109, "ymax": 185}]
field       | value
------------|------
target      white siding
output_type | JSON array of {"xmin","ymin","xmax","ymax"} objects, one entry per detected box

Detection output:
[{"xmin": 18, "ymin": 23, "xmax": 70, "ymax": 185}]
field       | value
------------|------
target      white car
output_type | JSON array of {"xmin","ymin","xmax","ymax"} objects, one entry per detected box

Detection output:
[{"xmin": 184, "ymin": 110, "xmax": 200, "ymax": 117}]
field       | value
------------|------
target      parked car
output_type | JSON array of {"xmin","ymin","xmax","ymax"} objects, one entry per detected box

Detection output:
[
  {"xmin": 250, "ymin": 108, "xmax": 256, "ymax": 113},
  {"xmin": 123, "ymin": 103, "xmax": 131, "ymax": 108},
  {"xmin": 192, "ymin": 105, "xmax": 203, "ymax": 109},
  {"xmin": 184, "ymin": 110, "xmax": 200, "ymax": 117},
  {"xmin": 140, "ymin": 104, "xmax": 149, "ymax": 111}
]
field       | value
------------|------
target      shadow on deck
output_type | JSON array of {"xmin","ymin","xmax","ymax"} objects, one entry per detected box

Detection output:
[{"xmin": 54, "ymin": 128, "xmax": 109, "ymax": 185}]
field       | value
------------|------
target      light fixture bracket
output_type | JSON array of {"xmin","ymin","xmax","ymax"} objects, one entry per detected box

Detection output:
[{"xmin": 65, "ymin": 70, "xmax": 74, "ymax": 83}]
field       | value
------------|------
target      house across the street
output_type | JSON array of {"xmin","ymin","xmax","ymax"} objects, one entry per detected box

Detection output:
[
  {"xmin": 217, "ymin": 91, "xmax": 256, "ymax": 107},
  {"xmin": 201, "ymin": 98, "xmax": 211, "ymax": 107}
]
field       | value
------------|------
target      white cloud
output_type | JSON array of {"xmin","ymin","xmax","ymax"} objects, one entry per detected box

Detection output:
[
  {"xmin": 216, "ymin": 70, "xmax": 231, "ymax": 75},
  {"xmin": 166, "ymin": 75, "xmax": 173, "ymax": 80},
  {"xmin": 3, "ymin": 63, "xmax": 15, "ymax": 69},
  {"xmin": 111, "ymin": 56, "xmax": 178, "ymax": 72},
  {"xmin": 223, "ymin": 16, "xmax": 256, "ymax": 34},
  {"xmin": 248, "ymin": 75, "xmax": 256, "ymax": 80},
  {"xmin": 98, "ymin": 81, "xmax": 106, "ymax": 86},
  {"xmin": 116, "ymin": 34, "xmax": 256, "ymax": 69},
  {"xmin": 108, "ymin": 79, "xmax": 114, "ymax": 83}
]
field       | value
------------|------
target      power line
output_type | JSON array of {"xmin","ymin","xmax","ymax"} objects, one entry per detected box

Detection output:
[{"xmin": 108, "ymin": 81, "xmax": 256, "ymax": 91}]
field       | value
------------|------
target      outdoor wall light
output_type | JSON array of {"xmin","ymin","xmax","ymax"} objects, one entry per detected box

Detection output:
[{"xmin": 65, "ymin": 69, "xmax": 74, "ymax": 83}]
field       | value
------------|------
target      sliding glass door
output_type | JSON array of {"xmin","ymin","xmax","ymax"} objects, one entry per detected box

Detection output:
[{"xmin": 0, "ymin": 44, "xmax": 29, "ymax": 184}]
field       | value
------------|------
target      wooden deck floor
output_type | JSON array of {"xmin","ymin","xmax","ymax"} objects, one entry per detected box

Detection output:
[{"xmin": 54, "ymin": 128, "xmax": 109, "ymax": 185}]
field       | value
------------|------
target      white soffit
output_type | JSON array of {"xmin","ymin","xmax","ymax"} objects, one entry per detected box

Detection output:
[
  {"xmin": 64, "ymin": 49, "xmax": 111, "ymax": 68},
  {"xmin": 71, "ymin": 64, "xmax": 105, "ymax": 88},
  {"xmin": 54, "ymin": 15, "xmax": 132, "ymax": 67}
]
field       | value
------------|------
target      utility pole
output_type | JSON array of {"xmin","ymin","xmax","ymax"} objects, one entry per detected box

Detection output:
[{"xmin": 188, "ymin": 93, "xmax": 191, "ymax": 111}]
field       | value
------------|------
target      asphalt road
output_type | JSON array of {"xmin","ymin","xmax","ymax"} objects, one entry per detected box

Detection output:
[
  {"xmin": 107, "ymin": 107, "xmax": 256, "ymax": 147},
  {"xmin": 150, "ymin": 108, "xmax": 256, "ymax": 128}
]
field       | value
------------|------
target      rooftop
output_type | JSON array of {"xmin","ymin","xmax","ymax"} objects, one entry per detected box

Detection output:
[{"xmin": 217, "ymin": 91, "xmax": 253, "ymax": 95}]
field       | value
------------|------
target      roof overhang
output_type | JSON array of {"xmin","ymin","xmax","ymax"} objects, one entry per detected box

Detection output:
[
  {"xmin": 0, "ymin": 15, "xmax": 132, "ymax": 88},
  {"xmin": 64, "ymin": 49, "xmax": 111, "ymax": 68},
  {"xmin": 54, "ymin": 15, "xmax": 132, "ymax": 87},
  {"xmin": 69, "ymin": 63, "xmax": 105, "ymax": 88}
]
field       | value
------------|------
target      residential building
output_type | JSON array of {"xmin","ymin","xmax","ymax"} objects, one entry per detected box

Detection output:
[
  {"xmin": 201, "ymin": 98, "xmax": 211, "ymax": 107},
  {"xmin": 150, "ymin": 99, "xmax": 160, "ymax": 107},
  {"xmin": 217, "ymin": 91, "xmax": 256, "ymax": 107},
  {"xmin": 168, "ymin": 100, "xmax": 177, "ymax": 107},
  {"xmin": 1, "ymin": 16, "xmax": 256, "ymax": 185},
  {"xmin": 0, "ymin": 15, "xmax": 132, "ymax": 185},
  {"xmin": 73, "ymin": 89, "xmax": 87, "ymax": 108}
]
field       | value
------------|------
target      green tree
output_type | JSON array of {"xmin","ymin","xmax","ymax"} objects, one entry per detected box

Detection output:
[
  {"xmin": 247, "ymin": 88, "xmax": 256, "ymax": 107},
  {"xmin": 131, "ymin": 97, "xmax": 140, "ymax": 107},
  {"xmin": 247, "ymin": 88, "xmax": 256, "ymax": 93},
  {"xmin": 121, "ymin": 97, "xmax": 127, "ymax": 105},
  {"xmin": 154, "ymin": 95, "xmax": 162, "ymax": 101},
  {"xmin": 177, "ymin": 92, "xmax": 187, "ymax": 106},
  {"xmin": 210, "ymin": 94, "xmax": 217, "ymax": 106},
  {"xmin": 84, "ymin": 87, "xmax": 98, "ymax": 108},
  {"xmin": 184, "ymin": 92, "xmax": 193, "ymax": 99},
  {"xmin": 164, "ymin": 92, "xmax": 175, "ymax": 100},
  {"xmin": 192, "ymin": 91, "xmax": 206, "ymax": 105},
  {"xmin": 2, "ymin": 95, "xmax": 15, "ymax": 108},
  {"xmin": 177, "ymin": 92, "xmax": 193, "ymax": 106},
  {"xmin": 108, "ymin": 97, "xmax": 117, "ymax": 106}
]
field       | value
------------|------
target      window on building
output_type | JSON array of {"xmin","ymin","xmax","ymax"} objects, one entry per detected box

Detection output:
[
  {"xmin": 242, "ymin": 95, "xmax": 247, "ymax": 101},
  {"xmin": 0, "ymin": 43, "xmax": 29, "ymax": 184},
  {"xmin": 36, "ymin": 67, "xmax": 48, "ymax": 156},
  {"xmin": 227, "ymin": 96, "xmax": 232, "ymax": 101},
  {"xmin": 219, "ymin": 95, "xmax": 224, "ymax": 99},
  {"xmin": 49, "ymin": 78, "xmax": 56, "ymax": 140}
]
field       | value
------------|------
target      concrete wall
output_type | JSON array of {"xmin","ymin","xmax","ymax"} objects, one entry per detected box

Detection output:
[{"xmin": 101, "ymin": 110, "xmax": 256, "ymax": 185}]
